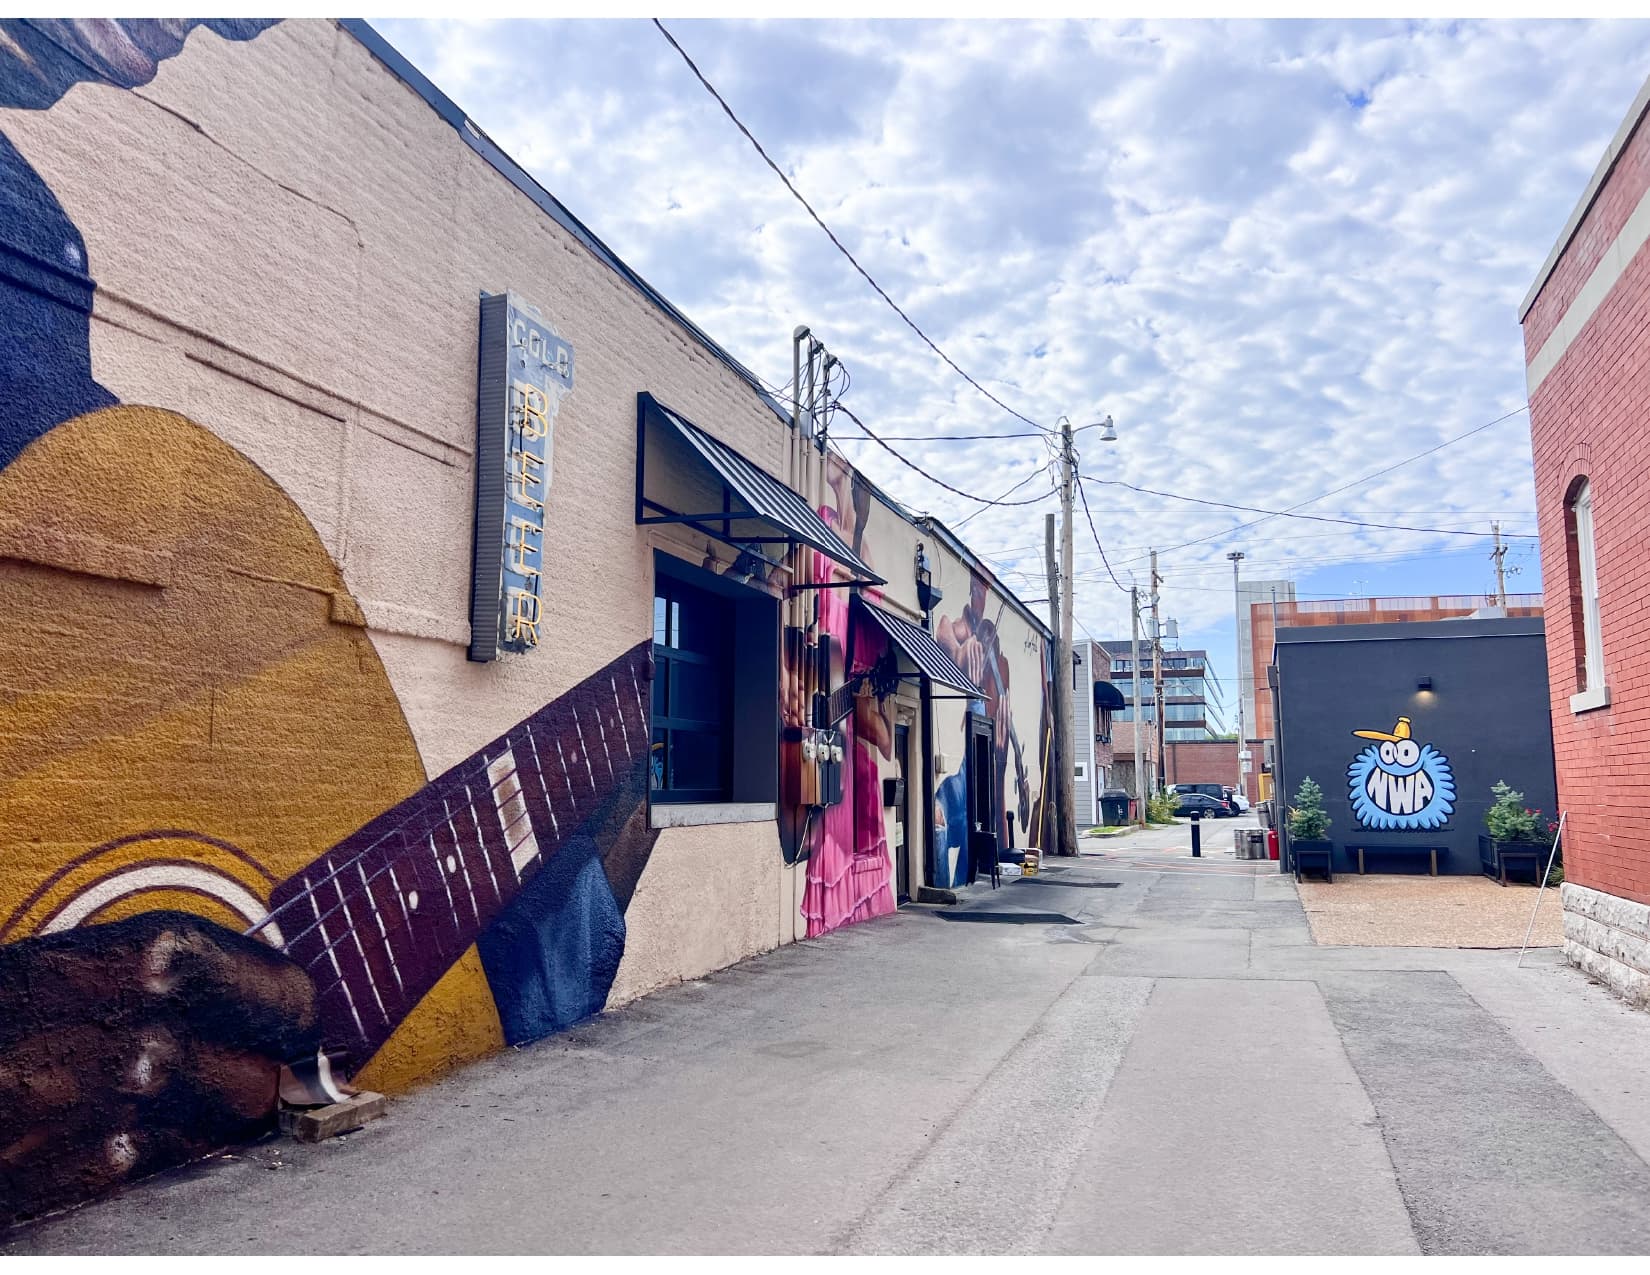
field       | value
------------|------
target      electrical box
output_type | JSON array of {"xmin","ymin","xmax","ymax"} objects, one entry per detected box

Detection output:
[
  {"xmin": 934, "ymin": 751, "xmax": 951, "ymax": 775},
  {"xmin": 783, "ymin": 725, "xmax": 845, "ymax": 808}
]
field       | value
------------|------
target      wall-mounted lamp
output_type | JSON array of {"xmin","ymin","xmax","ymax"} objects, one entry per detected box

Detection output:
[
  {"xmin": 915, "ymin": 543, "xmax": 943, "ymax": 620},
  {"xmin": 1416, "ymin": 675, "xmax": 1434, "ymax": 691}
]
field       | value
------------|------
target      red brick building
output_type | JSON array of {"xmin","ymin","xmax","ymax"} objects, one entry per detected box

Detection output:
[
  {"xmin": 1521, "ymin": 74, "xmax": 1650, "ymax": 1007},
  {"xmin": 1163, "ymin": 739, "xmax": 1239, "ymax": 791}
]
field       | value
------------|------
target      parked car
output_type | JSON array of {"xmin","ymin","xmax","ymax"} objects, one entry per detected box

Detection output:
[
  {"xmin": 1224, "ymin": 788, "xmax": 1251, "ymax": 813},
  {"xmin": 1171, "ymin": 792, "xmax": 1231, "ymax": 819}
]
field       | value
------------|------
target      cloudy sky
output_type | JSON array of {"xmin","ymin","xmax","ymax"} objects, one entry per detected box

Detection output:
[{"xmin": 379, "ymin": 16, "xmax": 1649, "ymax": 717}]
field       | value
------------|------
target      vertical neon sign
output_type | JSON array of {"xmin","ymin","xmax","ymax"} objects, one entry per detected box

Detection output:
[{"xmin": 469, "ymin": 291, "xmax": 574, "ymax": 661}]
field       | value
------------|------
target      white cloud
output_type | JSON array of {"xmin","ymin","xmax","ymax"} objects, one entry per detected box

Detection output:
[{"xmin": 376, "ymin": 16, "xmax": 1650, "ymax": 669}]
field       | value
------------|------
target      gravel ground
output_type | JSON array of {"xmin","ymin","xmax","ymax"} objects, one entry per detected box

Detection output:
[{"xmin": 1298, "ymin": 873, "xmax": 1564, "ymax": 948}]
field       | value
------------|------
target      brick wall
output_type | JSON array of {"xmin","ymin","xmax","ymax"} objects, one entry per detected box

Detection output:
[
  {"xmin": 1163, "ymin": 740, "xmax": 1238, "ymax": 789},
  {"xmin": 1524, "ymin": 109, "xmax": 1650, "ymax": 354},
  {"xmin": 1526, "ymin": 149, "xmax": 1650, "ymax": 909}
]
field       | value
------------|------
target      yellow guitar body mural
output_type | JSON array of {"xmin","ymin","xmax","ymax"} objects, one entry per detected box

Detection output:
[{"xmin": 0, "ymin": 406, "xmax": 505, "ymax": 1092}]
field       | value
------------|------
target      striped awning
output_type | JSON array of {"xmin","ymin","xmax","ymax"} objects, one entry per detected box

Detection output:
[
  {"xmin": 637, "ymin": 393, "xmax": 882, "ymax": 583},
  {"xmin": 853, "ymin": 597, "xmax": 981, "ymax": 696}
]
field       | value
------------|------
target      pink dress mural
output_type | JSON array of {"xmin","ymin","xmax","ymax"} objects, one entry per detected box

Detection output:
[{"xmin": 801, "ymin": 519, "xmax": 896, "ymax": 938}]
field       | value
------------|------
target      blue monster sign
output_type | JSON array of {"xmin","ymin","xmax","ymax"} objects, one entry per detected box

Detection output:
[{"xmin": 1346, "ymin": 716, "xmax": 1455, "ymax": 831}]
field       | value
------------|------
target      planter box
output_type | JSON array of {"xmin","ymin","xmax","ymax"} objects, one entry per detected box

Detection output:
[
  {"xmin": 1478, "ymin": 835, "xmax": 1543, "ymax": 886},
  {"xmin": 1291, "ymin": 837, "xmax": 1333, "ymax": 882}
]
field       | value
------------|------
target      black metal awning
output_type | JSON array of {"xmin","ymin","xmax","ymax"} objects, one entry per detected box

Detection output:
[
  {"xmin": 853, "ymin": 596, "xmax": 982, "ymax": 696},
  {"xmin": 1094, "ymin": 680, "xmax": 1127, "ymax": 711},
  {"xmin": 636, "ymin": 393, "xmax": 882, "ymax": 584}
]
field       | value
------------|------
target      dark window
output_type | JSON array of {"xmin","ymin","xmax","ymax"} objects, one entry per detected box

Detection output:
[{"xmin": 652, "ymin": 573, "xmax": 733, "ymax": 802}]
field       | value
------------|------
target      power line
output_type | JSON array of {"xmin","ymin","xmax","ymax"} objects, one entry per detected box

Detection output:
[
  {"xmin": 1083, "ymin": 475, "xmax": 1540, "ymax": 541},
  {"xmin": 838, "ymin": 403, "xmax": 1056, "ymax": 507},
  {"xmin": 954, "ymin": 462, "xmax": 1056, "ymax": 528},
  {"xmin": 1074, "ymin": 458, "xmax": 1131, "ymax": 596},
  {"xmin": 654, "ymin": 18, "xmax": 1051, "ymax": 438},
  {"xmin": 1147, "ymin": 405, "xmax": 1532, "ymax": 559}
]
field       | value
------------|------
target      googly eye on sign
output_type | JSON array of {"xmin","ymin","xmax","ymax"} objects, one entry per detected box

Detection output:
[{"xmin": 1346, "ymin": 715, "xmax": 1455, "ymax": 830}]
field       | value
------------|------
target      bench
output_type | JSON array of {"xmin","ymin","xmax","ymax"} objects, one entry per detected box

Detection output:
[
  {"xmin": 1293, "ymin": 846, "xmax": 1333, "ymax": 883},
  {"xmin": 1478, "ymin": 835, "xmax": 1541, "ymax": 887},
  {"xmin": 1348, "ymin": 844, "xmax": 1444, "ymax": 876}
]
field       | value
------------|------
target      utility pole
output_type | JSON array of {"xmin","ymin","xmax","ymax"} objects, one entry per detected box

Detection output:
[
  {"xmin": 1228, "ymin": 550, "xmax": 1246, "ymax": 801},
  {"xmin": 1131, "ymin": 585, "xmax": 1145, "ymax": 825},
  {"xmin": 1056, "ymin": 418, "xmax": 1077, "ymax": 856},
  {"xmin": 1046, "ymin": 513, "xmax": 1070, "ymax": 857},
  {"xmin": 1150, "ymin": 549, "xmax": 1164, "ymax": 797},
  {"xmin": 1492, "ymin": 521, "xmax": 1508, "ymax": 607}
]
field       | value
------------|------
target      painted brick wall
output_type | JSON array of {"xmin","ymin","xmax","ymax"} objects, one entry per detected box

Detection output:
[{"xmin": 1526, "ymin": 185, "xmax": 1650, "ymax": 909}]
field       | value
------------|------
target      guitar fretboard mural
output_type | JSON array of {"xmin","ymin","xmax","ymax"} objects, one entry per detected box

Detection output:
[{"xmin": 262, "ymin": 642, "xmax": 653, "ymax": 1064}]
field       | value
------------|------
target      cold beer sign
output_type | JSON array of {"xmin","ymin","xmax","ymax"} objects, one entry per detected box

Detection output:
[{"xmin": 469, "ymin": 291, "xmax": 575, "ymax": 662}]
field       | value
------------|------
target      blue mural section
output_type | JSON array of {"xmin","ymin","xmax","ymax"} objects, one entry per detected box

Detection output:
[{"xmin": 478, "ymin": 835, "xmax": 628, "ymax": 1045}]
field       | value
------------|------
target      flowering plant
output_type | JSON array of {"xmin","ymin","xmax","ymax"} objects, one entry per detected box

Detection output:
[{"xmin": 1484, "ymin": 781, "xmax": 1547, "ymax": 844}]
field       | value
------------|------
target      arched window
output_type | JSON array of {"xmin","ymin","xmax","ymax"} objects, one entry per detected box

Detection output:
[{"xmin": 1567, "ymin": 478, "xmax": 1607, "ymax": 708}]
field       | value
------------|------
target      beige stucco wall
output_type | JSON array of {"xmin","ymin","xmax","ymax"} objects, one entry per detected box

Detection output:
[{"xmin": 0, "ymin": 19, "xmax": 805, "ymax": 1020}]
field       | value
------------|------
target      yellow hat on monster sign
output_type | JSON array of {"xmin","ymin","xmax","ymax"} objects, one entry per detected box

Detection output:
[{"xmin": 1353, "ymin": 716, "xmax": 1412, "ymax": 743}]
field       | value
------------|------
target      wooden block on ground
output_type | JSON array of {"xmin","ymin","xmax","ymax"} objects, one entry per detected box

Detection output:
[{"xmin": 279, "ymin": 1091, "xmax": 387, "ymax": 1143}]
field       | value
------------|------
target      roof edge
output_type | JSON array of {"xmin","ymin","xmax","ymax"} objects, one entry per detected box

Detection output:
[
  {"xmin": 336, "ymin": 19, "xmax": 788, "ymax": 423},
  {"xmin": 1520, "ymin": 70, "xmax": 1650, "ymax": 322},
  {"xmin": 917, "ymin": 516, "xmax": 1054, "ymax": 642}
]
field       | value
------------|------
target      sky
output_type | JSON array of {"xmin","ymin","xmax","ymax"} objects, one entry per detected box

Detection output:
[{"xmin": 377, "ymin": 16, "xmax": 1650, "ymax": 722}]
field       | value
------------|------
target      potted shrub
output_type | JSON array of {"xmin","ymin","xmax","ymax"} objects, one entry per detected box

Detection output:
[
  {"xmin": 1478, "ymin": 781, "xmax": 1552, "ymax": 886},
  {"xmin": 1287, "ymin": 776, "xmax": 1333, "ymax": 879}
]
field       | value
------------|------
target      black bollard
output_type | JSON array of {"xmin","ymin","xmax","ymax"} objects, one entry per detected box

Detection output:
[{"xmin": 1190, "ymin": 807, "xmax": 1202, "ymax": 858}]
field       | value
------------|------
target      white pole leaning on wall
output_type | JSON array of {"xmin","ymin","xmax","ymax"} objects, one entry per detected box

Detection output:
[{"xmin": 1516, "ymin": 810, "xmax": 1566, "ymax": 969}]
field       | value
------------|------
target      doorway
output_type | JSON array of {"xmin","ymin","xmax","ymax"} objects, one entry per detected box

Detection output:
[
  {"xmin": 893, "ymin": 719, "xmax": 911, "ymax": 902},
  {"xmin": 964, "ymin": 711, "xmax": 997, "ymax": 883}
]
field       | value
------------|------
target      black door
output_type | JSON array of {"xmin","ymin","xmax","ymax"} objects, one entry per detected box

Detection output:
[
  {"xmin": 894, "ymin": 722, "xmax": 910, "ymax": 901},
  {"xmin": 964, "ymin": 712, "xmax": 996, "ymax": 883}
]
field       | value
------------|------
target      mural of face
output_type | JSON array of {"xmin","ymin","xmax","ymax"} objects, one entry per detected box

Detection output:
[{"xmin": 1346, "ymin": 716, "xmax": 1456, "ymax": 831}]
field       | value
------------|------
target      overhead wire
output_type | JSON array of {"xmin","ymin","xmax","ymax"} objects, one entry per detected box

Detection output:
[
  {"xmin": 654, "ymin": 18, "xmax": 1052, "ymax": 439},
  {"xmin": 954, "ymin": 461, "xmax": 1057, "ymax": 528},
  {"xmin": 837, "ymin": 403, "xmax": 1056, "ymax": 508},
  {"xmin": 1144, "ymin": 405, "xmax": 1533, "ymax": 559},
  {"xmin": 1083, "ymin": 475, "xmax": 1540, "ymax": 541}
]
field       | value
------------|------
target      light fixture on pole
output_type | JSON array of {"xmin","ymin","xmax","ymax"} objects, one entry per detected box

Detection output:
[{"xmin": 1227, "ymin": 550, "xmax": 1246, "ymax": 799}]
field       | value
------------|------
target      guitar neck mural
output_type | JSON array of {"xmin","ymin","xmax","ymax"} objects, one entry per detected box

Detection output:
[{"xmin": 260, "ymin": 643, "xmax": 654, "ymax": 1066}]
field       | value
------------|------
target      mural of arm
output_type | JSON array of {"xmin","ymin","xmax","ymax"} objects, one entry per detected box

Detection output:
[{"xmin": 0, "ymin": 911, "xmax": 318, "ymax": 1223}]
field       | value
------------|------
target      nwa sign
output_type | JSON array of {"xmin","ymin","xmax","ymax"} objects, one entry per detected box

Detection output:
[
  {"xmin": 469, "ymin": 291, "xmax": 575, "ymax": 662},
  {"xmin": 1346, "ymin": 715, "xmax": 1456, "ymax": 830}
]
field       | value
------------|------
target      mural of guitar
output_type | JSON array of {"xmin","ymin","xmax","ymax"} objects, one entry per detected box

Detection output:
[{"xmin": 258, "ymin": 639, "xmax": 656, "ymax": 1068}]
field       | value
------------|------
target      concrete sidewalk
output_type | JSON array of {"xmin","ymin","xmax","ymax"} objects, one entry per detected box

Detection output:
[{"xmin": 7, "ymin": 847, "xmax": 1649, "ymax": 1255}]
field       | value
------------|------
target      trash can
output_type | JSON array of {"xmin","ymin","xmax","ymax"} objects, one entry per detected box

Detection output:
[
  {"xmin": 1234, "ymin": 829, "xmax": 1267, "ymax": 860},
  {"xmin": 1099, "ymin": 789, "xmax": 1131, "ymax": 826}
]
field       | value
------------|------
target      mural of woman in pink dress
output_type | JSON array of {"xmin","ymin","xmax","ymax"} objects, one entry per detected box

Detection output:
[{"xmin": 799, "ymin": 453, "xmax": 896, "ymax": 937}]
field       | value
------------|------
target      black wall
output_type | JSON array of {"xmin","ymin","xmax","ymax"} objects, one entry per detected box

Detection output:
[{"xmin": 1273, "ymin": 617, "xmax": 1556, "ymax": 876}]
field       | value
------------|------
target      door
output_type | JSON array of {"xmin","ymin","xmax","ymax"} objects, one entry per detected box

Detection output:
[
  {"xmin": 964, "ymin": 711, "xmax": 997, "ymax": 882},
  {"xmin": 893, "ymin": 719, "xmax": 911, "ymax": 901}
]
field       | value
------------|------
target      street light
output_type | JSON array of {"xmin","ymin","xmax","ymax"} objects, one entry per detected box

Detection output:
[{"xmin": 1227, "ymin": 550, "xmax": 1246, "ymax": 800}]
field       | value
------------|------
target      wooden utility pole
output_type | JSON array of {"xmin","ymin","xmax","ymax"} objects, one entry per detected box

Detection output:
[
  {"xmin": 1054, "ymin": 419, "xmax": 1078, "ymax": 855},
  {"xmin": 1150, "ymin": 549, "xmax": 1164, "ymax": 797},
  {"xmin": 1492, "ymin": 522, "xmax": 1508, "ymax": 607},
  {"xmin": 1046, "ymin": 512, "xmax": 1070, "ymax": 856},
  {"xmin": 1130, "ymin": 585, "xmax": 1145, "ymax": 825}
]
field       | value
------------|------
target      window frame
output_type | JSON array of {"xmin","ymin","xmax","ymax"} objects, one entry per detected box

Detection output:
[
  {"xmin": 1567, "ymin": 478, "xmax": 1610, "ymax": 714},
  {"xmin": 651, "ymin": 572, "xmax": 735, "ymax": 803}
]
